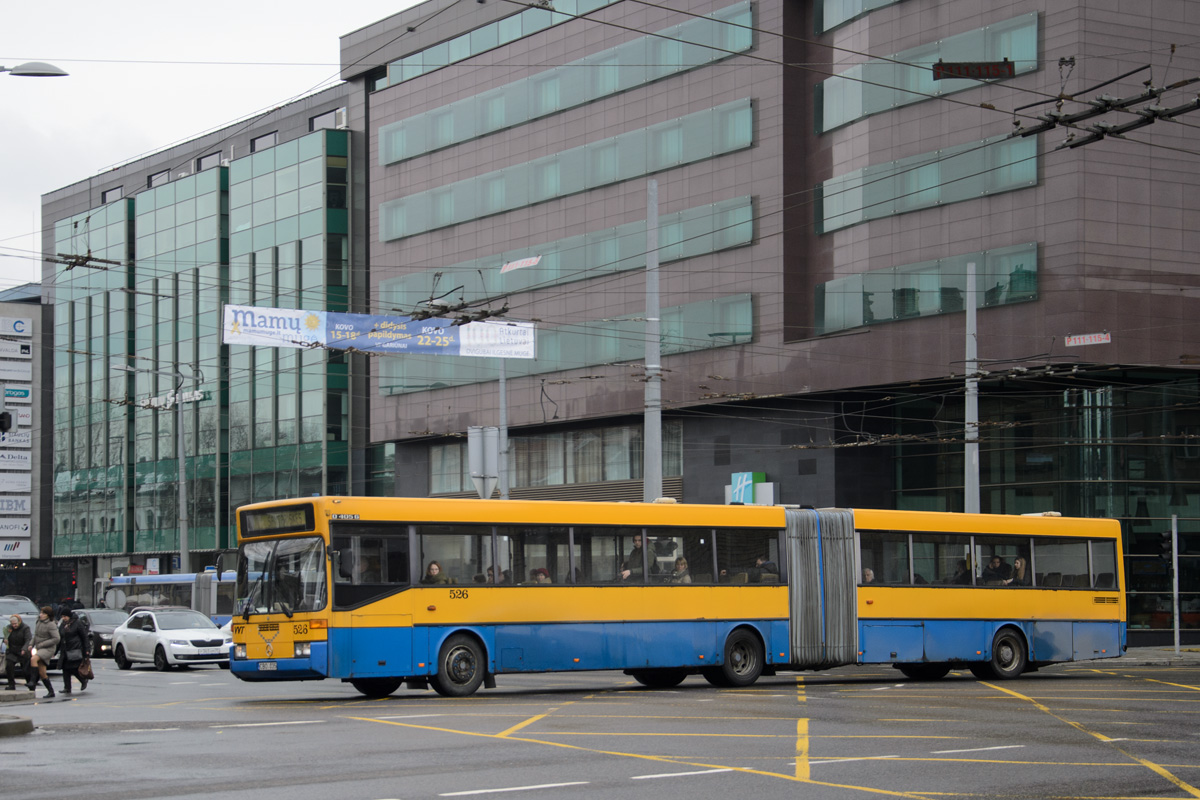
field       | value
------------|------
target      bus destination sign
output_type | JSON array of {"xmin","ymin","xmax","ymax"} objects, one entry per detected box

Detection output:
[{"xmin": 932, "ymin": 59, "xmax": 1015, "ymax": 81}]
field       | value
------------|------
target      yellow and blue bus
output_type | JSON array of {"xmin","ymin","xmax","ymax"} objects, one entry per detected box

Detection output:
[{"xmin": 228, "ymin": 497, "xmax": 1125, "ymax": 696}]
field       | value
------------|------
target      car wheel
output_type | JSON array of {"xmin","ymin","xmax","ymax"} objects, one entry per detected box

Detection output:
[
  {"xmin": 153, "ymin": 646, "xmax": 171, "ymax": 672},
  {"xmin": 429, "ymin": 634, "xmax": 486, "ymax": 697},
  {"xmin": 114, "ymin": 645, "xmax": 131, "ymax": 670},
  {"xmin": 350, "ymin": 678, "xmax": 404, "ymax": 698},
  {"xmin": 717, "ymin": 628, "xmax": 764, "ymax": 688},
  {"xmin": 628, "ymin": 669, "xmax": 688, "ymax": 688}
]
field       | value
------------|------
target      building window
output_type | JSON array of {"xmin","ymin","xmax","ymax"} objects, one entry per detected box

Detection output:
[
  {"xmin": 817, "ymin": 12, "xmax": 1038, "ymax": 132},
  {"xmin": 196, "ymin": 152, "xmax": 222, "ymax": 172},
  {"xmin": 815, "ymin": 243, "xmax": 1038, "ymax": 334},
  {"xmin": 378, "ymin": 2, "xmax": 754, "ymax": 166},
  {"xmin": 250, "ymin": 132, "xmax": 278, "ymax": 152},
  {"xmin": 101, "ymin": 187, "xmax": 123, "ymax": 204},
  {"xmin": 310, "ymin": 108, "xmax": 344, "ymax": 131},
  {"xmin": 380, "ymin": 99, "xmax": 753, "ymax": 241},
  {"xmin": 816, "ymin": 135, "xmax": 1037, "ymax": 234},
  {"xmin": 147, "ymin": 171, "xmax": 169, "ymax": 189}
]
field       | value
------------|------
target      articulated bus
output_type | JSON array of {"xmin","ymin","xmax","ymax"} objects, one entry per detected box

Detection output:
[
  {"xmin": 228, "ymin": 497, "xmax": 1125, "ymax": 696},
  {"xmin": 103, "ymin": 570, "xmax": 239, "ymax": 624}
]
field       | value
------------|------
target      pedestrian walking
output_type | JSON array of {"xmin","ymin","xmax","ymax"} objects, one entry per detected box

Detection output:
[
  {"xmin": 27, "ymin": 606, "xmax": 61, "ymax": 697},
  {"xmin": 58, "ymin": 610, "xmax": 88, "ymax": 694},
  {"xmin": 3, "ymin": 614, "xmax": 32, "ymax": 690}
]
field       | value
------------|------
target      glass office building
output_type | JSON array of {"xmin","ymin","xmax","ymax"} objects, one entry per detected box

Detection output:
[{"xmin": 49, "ymin": 128, "xmax": 354, "ymax": 569}]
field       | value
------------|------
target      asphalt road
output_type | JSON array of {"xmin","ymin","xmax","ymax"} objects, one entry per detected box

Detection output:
[{"xmin": 2, "ymin": 657, "xmax": 1198, "ymax": 799}]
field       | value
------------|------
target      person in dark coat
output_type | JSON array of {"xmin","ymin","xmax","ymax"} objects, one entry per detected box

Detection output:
[
  {"xmin": 58, "ymin": 610, "xmax": 88, "ymax": 694},
  {"xmin": 3, "ymin": 614, "xmax": 32, "ymax": 691}
]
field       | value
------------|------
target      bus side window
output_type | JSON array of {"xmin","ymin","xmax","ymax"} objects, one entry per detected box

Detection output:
[
  {"xmin": 717, "ymin": 529, "xmax": 781, "ymax": 584},
  {"xmin": 859, "ymin": 530, "xmax": 909, "ymax": 584}
]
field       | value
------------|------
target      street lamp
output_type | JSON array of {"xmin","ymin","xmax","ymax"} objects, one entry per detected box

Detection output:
[
  {"xmin": 0, "ymin": 61, "xmax": 69, "ymax": 77},
  {"xmin": 112, "ymin": 363, "xmax": 202, "ymax": 574}
]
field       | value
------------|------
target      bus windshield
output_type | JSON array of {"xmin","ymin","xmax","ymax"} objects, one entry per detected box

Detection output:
[{"xmin": 237, "ymin": 537, "xmax": 327, "ymax": 616}]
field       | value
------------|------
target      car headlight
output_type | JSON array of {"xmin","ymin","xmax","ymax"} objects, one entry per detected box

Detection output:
[
  {"xmin": 294, "ymin": 642, "xmax": 310, "ymax": 658},
  {"xmin": 169, "ymin": 639, "xmax": 189, "ymax": 647}
]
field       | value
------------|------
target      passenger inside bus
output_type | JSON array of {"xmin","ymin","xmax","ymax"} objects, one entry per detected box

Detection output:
[{"xmin": 981, "ymin": 556, "xmax": 1012, "ymax": 584}]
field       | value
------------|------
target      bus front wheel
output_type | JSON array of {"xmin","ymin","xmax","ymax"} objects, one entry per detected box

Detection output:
[
  {"xmin": 707, "ymin": 629, "xmax": 763, "ymax": 688},
  {"xmin": 351, "ymin": 677, "xmax": 404, "ymax": 698},
  {"xmin": 430, "ymin": 634, "xmax": 486, "ymax": 697},
  {"xmin": 989, "ymin": 629, "xmax": 1027, "ymax": 679}
]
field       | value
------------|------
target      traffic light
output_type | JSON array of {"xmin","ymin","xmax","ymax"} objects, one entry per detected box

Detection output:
[{"xmin": 0, "ymin": 411, "xmax": 10, "ymax": 433}]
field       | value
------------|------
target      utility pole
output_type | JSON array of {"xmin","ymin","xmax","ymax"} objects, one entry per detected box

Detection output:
[
  {"xmin": 964, "ymin": 262, "xmax": 980, "ymax": 514},
  {"xmin": 643, "ymin": 179, "xmax": 663, "ymax": 502}
]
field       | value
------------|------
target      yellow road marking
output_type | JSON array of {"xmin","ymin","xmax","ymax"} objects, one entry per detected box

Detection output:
[
  {"xmin": 796, "ymin": 718, "xmax": 810, "ymax": 780},
  {"xmin": 348, "ymin": 716, "xmax": 938, "ymax": 799},
  {"xmin": 985, "ymin": 682, "xmax": 1200, "ymax": 798},
  {"xmin": 497, "ymin": 712, "xmax": 547, "ymax": 738}
]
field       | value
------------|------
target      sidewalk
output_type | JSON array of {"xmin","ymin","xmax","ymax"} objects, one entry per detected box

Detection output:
[{"xmin": 1110, "ymin": 646, "xmax": 1200, "ymax": 667}]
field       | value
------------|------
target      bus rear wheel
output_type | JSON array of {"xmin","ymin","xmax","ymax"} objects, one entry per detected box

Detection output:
[
  {"xmin": 351, "ymin": 677, "xmax": 404, "ymax": 698},
  {"xmin": 989, "ymin": 629, "xmax": 1027, "ymax": 679},
  {"xmin": 628, "ymin": 669, "xmax": 687, "ymax": 688},
  {"xmin": 709, "ymin": 629, "xmax": 764, "ymax": 688},
  {"xmin": 896, "ymin": 663, "xmax": 951, "ymax": 681},
  {"xmin": 430, "ymin": 634, "xmax": 486, "ymax": 697}
]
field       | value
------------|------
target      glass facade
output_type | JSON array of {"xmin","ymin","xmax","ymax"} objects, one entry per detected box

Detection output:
[
  {"xmin": 52, "ymin": 198, "xmax": 135, "ymax": 556},
  {"xmin": 379, "ymin": 293, "xmax": 752, "ymax": 395},
  {"xmin": 380, "ymin": 2, "xmax": 754, "ymax": 165},
  {"xmin": 815, "ymin": 0, "xmax": 903, "ymax": 34},
  {"xmin": 816, "ymin": 13, "xmax": 1038, "ymax": 132},
  {"xmin": 51, "ymin": 129, "xmax": 353, "ymax": 562},
  {"xmin": 815, "ymin": 243, "xmax": 1037, "ymax": 334},
  {"xmin": 376, "ymin": 0, "xmax": 622, "ymax": 91},
  {"xmin": 816, "ymin": 135, "xmax": 1037, "ymax": 233},
  {"xmin": 381, "ymin": 196, "xmax": 753, "ymax": 311},
  {"xmin": 890, "ymin": 375, "xmax": 1200, "ymax": 633},
  {"xmin": 380, "ymin": 99, "xmax": 754, "ymax": 241},
  {"xmin": 431, "ymin": 421, "xmax": 684, "ymax": 494}
]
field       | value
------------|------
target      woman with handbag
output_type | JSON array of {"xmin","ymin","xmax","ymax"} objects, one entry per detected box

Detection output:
[
  {"xmin": 58, "ymin": 610, "xmax": 88, "ymax": 694},
  {"xmin": 27, "ymin": 606, "xmax": 60, "ymax": 697}
]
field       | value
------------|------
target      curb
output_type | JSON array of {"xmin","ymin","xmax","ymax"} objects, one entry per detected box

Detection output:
[{"xmin": 0, "ymin": 714, "xmax": 33, "ymax": 737}]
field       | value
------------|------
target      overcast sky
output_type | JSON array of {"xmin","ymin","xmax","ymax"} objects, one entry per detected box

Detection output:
[{"xmin": 0, "ymin": 1, "xmax": 420, "ymax": 290}]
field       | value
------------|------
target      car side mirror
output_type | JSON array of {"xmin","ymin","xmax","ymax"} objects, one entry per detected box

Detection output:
[{"xmin": 142, "ymin": 623, "xmax": 155, "ymax": 632}]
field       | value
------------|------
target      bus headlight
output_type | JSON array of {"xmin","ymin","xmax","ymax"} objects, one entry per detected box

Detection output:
[
  {"xmin": 294, "ymin": 642, "xmax": 311, "ymax": 658},
  {"xmin": 234, "ymin": 644, "xmax": 247, "ymax": 659}
]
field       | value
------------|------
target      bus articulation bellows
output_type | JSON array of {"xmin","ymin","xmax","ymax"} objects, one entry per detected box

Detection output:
[{"xmin": 228, "ymin": 497, "xmax": 1125, "ymax": 696}]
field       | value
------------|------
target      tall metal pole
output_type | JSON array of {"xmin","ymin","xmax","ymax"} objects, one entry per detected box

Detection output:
[
  {"xmin": 1172, "ymin": 513, "xmax": 1180, "ymax": 655},
  {"xmin": 175, "ymin": 371, "xmax": 190, "ymax": 574},
  {"xmin": 498, "ymin": 361, "xmax": 509, "ymax": 500},
  {"xmin": 643, "ymin": 179, "xmax": 663, "ymax": 502},
  {"xmin": 964, "ymin": 262, "xmax": 980, "ymax": 514}
]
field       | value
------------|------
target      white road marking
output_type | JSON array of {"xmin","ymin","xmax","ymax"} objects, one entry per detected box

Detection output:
[
  {"xmin": 210, "ymin": 720, "xmax": 324, "ymax": 728},
  {"xmin": 125, "ymin": 727, "xmax": 180, "ymax": 732},
  {"xmin": 440, "ymin": 781, "xmax": 589, "ymax": 796},
  {"xmin": 632, "ymin": 768, "xmax": 733, "ymax": 780},
  {"xmin": 806, "ymin": 755, "xmax": 900, "ymax": 765},
  {"xmin": 376, "ymin": 714, "xmax": 445, "ymax": 720},
  {"xmin": 931, "ymin": 745, "xmax": 1025, "ymax": 754}
]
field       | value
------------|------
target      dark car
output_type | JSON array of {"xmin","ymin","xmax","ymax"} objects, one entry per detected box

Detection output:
[{"xmin": 73, "ymin": 608, "xmax": 131, "ymax": 658}]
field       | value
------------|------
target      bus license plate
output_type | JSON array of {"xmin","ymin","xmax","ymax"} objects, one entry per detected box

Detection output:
[{"xmin": 258, "ymin": 661, "xmax": 277, "ymax": 671}]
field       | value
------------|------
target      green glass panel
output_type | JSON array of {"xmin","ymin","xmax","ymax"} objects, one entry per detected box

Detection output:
[
  {"xmin": 275, "ymin": 139, "xmax": 299, "ymax": 168},
  {"xmin": 297, "ymin": 132, "xmax": 323, "ymax": 161},
  {"xmin": 276, "ymin": 215, "xmax": 299, "ymax": 244},
  {"xmin": 298, "ymin": 158, "xmax": 323, "ymax": 188},
  {"xmin": 229, "ymin": 157, "xmax": 252, "ymax": 184}
]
